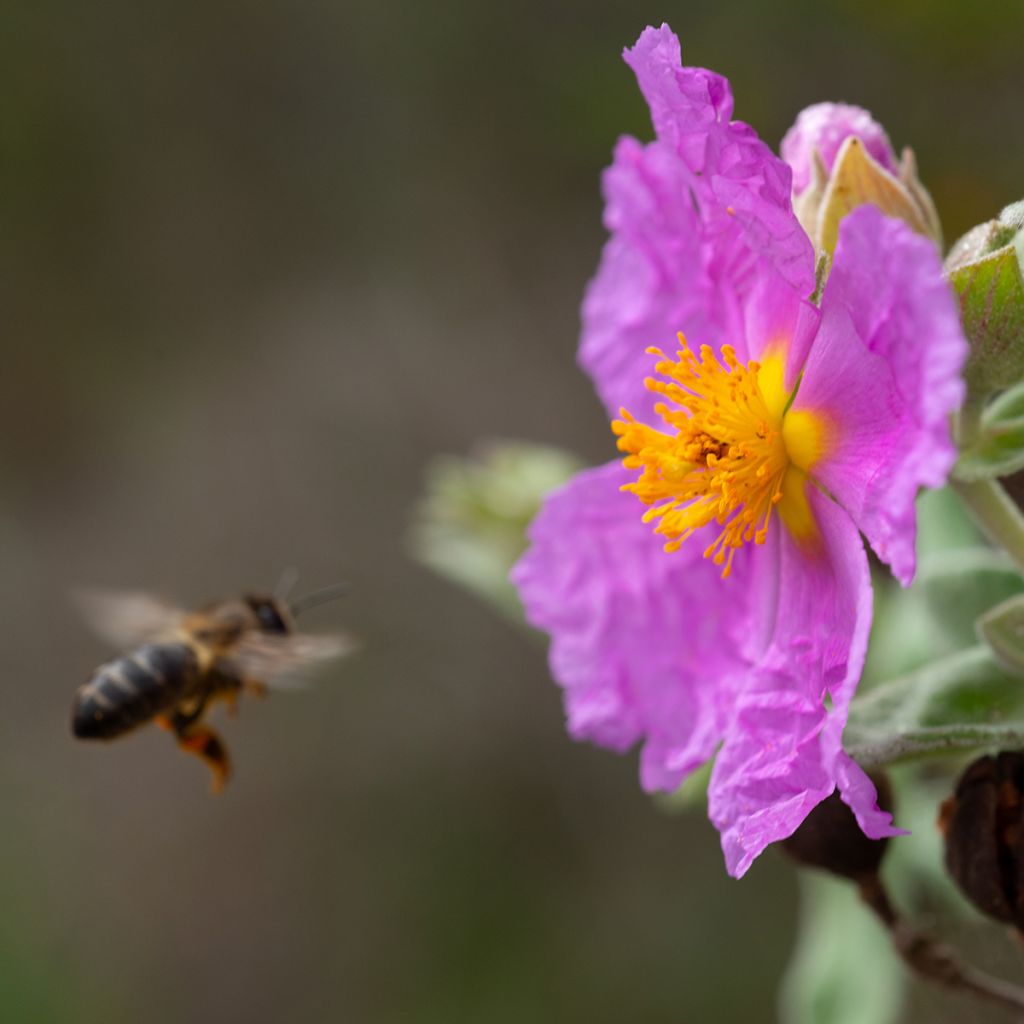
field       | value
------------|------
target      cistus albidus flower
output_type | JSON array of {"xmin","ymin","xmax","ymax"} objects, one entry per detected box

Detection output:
[{"xmin": 511, "ymin": 25, "xmax": 968, "ymax": 877}]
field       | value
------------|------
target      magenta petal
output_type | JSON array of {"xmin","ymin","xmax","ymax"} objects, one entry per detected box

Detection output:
[
  {"xmin": 579, "ymin": 25, "xmax": 815, "ymax": 421},
  {"xmin": 742, "ymin": 265, "xmax": 820, "ymax": 384},
  {"xmin": 579, "ymin": 136, "xmax": 743, "ymax": 422},
  {"xmin": 795, "ymin": 206, "xmax": 967, "ymax": 584},
  {"xmin": 708, "ymin": 486, "xmax": 898, "ymax": 878},
  {"xmin": 510, "ymin": 461, "xmax": 741, "ymax": 790},
  {"xmin": 624, "ymin": 25, "xmax": 814, "ymax": 295},
  {"xmin": 623, "ymin": 25, "xmax": 734, "ymax": 162},
  {"xmin": 781, "ymin": 102, "xmax": 897, "ymax": 194}
]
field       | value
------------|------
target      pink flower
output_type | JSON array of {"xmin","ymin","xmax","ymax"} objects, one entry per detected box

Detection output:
[{"xmin": 511, "ymin": 25, "xmax": 967, "ymax": 877}]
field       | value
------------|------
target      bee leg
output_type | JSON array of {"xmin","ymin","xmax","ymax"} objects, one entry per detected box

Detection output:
[
  {"xmin": 165, "ymin": 706, "xmax": 231, "ymax": 793},
  {"xmin": 243, "ymin": 679, "xmax": 269, "ymax": 699},
  {"xmin": 175, "ymin": 724, "xmax": 232, "ymax": 793}
]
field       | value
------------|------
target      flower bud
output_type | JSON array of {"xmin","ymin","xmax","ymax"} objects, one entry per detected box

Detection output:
[
  {"xmin": 939, "ymin": 751, "xmax": 1024, "ymax": 930},
  {"xmin": 946, "ymin": 202, "xmax": 1024, "ymax": 398},
  {"xmin": 781, "ymin": 103, "xmax": 941, "ymax": 256},
  {"xmin": 946, "ymin": 201, "xmax": 1024, "ymax": 273},
  {"xmin": 781, "ymin": 774, "xmax": 894, "ymax": 881}
]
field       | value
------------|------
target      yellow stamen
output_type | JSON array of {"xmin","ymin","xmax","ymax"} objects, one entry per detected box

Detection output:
[{"xmin": 612, "ymin": 336, "xmax": 791, "ymax": 578}]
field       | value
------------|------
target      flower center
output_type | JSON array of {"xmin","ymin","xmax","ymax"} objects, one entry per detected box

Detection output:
[{"xmin": 612, "ymin": 340, "xmax": 790, "ymax": 578}]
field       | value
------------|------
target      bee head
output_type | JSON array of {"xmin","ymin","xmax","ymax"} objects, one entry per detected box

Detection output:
[{"xmin": 245, "ymin": 594, "xmax": 293, "ymax": 635}]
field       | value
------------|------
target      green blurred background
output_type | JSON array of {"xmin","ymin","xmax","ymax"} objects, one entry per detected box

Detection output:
[{"xmin": 2, "ymin": 1, "xmax": 1023, "ymax": 1021}]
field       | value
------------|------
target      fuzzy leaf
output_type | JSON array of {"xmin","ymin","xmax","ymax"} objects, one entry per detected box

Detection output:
[
  {"xmin": 949, "ymin": 241, "xmax": 1024, "ymax": 395},
  {"xmin": 955, "ymin": 379, "xmax": 1024, "ymax": 480},
  {"xmin": 955, "ymin": 418, "xmax": 1024, "ymax": 480},
  {"xmin": 846, "ymin": 647, "xmax": 1024, "ymax": 768},
  {"xmin": 409, "ymin": 441, "xmax": 584, "ymax": 622},
  {"xmin": 918, "ymin": 548, "xmax": 1024, "ymax": 648},
  {"xmin": 977, "ymin": 592, "xmax": 1024, "ymax": 675},
  {"xmin": 779, "ymin": 873, "xmax": 904, "ymax": 1024}
]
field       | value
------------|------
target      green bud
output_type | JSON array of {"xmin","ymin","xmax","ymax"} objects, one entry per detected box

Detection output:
[{"xmin": 947, "ymin": 202, "xmax": 1024, "ymax": 400}]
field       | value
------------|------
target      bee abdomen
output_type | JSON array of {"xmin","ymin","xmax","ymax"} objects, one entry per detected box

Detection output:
[{"xmin": 71, "ymin": 643, "xmax": 200, "ymax": 740}]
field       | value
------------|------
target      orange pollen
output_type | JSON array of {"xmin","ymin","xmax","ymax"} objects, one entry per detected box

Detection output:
[{"xmin": 611, "ymin": 339, "xmax": 789, "ymax": 578}]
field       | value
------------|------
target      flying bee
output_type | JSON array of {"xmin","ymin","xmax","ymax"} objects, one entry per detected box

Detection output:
[{"xmin": 70, "ymin": 583, "xmax": 353, "ymax": 791}]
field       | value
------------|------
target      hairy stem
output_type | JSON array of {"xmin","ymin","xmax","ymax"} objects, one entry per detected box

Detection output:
[{"xmin": 858, "ymin": 874, "xmax": 1024, "ymax": 1018}]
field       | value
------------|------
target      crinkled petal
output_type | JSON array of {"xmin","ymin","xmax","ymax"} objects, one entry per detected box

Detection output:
[
  {"xmin": 580, "ymin": 136, "xmax": 747, "ymax": 421},
  {"xmin": 580, "ymin": 25, "xmax": 815, "ymax": 422},
  {"xmin": 792, "ymin": 206, "xmax": 967, "ymax": 584},
  {"xmin": 708, "ymin": 485, "xmax": 900, "ymax": 878},
  {"xmin": 781, "ymin": 102, "xmax": 897, "ymax": 194},
  {"xmin": 510, "ymin": 461, "xmax": 743, "ymax": 791},
  {"xmin": 623, "ymin": 25, "xmax": 814, "ymax": 296}
]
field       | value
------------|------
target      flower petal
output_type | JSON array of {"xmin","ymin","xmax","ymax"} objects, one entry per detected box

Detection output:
[
  {"xmin": 743, "ymin": 266, "xmax": 821, "ymax": 407},
  {"xmin": 791, "ymin": 206, "xmax": 967, "ymax": 584},
  {"xmin": 579, "ymin": 25, "xmax": 815, "ymax": 422},
  {"xmin": 781, "ymin": 102, "xmax": 897, "ymax": 194},
  {"xmin": 510, "ymin": 461, "xmax": 742, "ymax": 791},
  {"xmin": 623, "ymin": 25, "xmax": 814, "ymax": 296},
  {"xmin": 580, "ymin": 136, "xmax": 744, "ymax": 422},
  {"xmin": 708, "ymin": 485, "xmax": 900, "ymax": 877}
]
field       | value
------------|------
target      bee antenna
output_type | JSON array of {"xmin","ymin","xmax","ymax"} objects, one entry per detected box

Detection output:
[
  {"xmin": 274, "ymin": 566, "xmax": 301, "ymax": 603},
  {"xmin": 290, "ymin": 583, "xmax": 349, "ymax": 617}
]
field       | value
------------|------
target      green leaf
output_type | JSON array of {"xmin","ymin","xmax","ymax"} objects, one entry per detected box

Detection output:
[
  {"xmin": 915, "ymin": 485, "xmax": 982, "ymax": 555},
  {"xmin": 884, "ymin": 768, "xmax": 981, "ymax": 919},
  {"xmin": 954, "ymin": 379, "xmax": 1024, "ymax": 480},
  {"xmin": 955, "ymin": 417, "xmax": 1024, "ymax": 480},
  {"xmin": 409, "ymin": 440, "xmax": 584, "ymax": 623},
  {"xmin": 918, "ymin": 548, "xmax": 1024, "ymax": 648},
  {"xmin": 654, "ymin": 759, "xmax": 713, "ymax": 813},
  {"xmin": 949, "ymin": 241, "xmax": 1024, "ymax": 396},
  {"xmin": 846, "ymin": 647, "xmax": 1024, "ymax": 768},
  {"xmin": 861, "ymin": 524, "xmax": 998, "ymax": 685},
  {"xmin": 986, "ymin": 377, "xmax": 1024, "ymax": 422},
  {"xmin": 977, "ymin": 592, "xmax": 1024, "ymax": 674},
  {"xmin": 779, "ymin": 873, "xmax": 904, "ymax": 1024}
]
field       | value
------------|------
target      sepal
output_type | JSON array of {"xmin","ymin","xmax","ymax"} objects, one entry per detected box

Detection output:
[{"xmin": 798, "ymin": 139, "xmax": 941, "ymax": 257}]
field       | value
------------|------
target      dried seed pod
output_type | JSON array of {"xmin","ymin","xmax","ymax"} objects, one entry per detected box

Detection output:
[
  {"xmin": 940, "ymin": 751, "xmax": 1024, "ymax": 929},
  {"xmin": 781, "ymin": 773, "xmax": 894, "ymax": 881}
]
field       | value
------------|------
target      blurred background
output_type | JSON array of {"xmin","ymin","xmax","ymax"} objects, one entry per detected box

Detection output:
[{"xmin": 3, "ymin": 1, "xmax": 1024, "ymax": 1021}]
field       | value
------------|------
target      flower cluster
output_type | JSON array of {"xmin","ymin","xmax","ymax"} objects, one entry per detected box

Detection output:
[{"xmin": 512, "ymin": 25, "xmax": 967, "ymax": 877}]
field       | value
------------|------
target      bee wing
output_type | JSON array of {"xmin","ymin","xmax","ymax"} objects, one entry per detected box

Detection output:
[
  {"xmin": 72, "ymin": 588, "xmax": 187, "ymax": 648},
  {"xmin": 228, "ymin": 632, "xmax": 357, "ymax": 690}
]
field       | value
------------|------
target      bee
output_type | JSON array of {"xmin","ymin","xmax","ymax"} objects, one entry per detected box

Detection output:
[{"xmin": 70, "ymin": 584, "xmax": 353, "ymax": 791}]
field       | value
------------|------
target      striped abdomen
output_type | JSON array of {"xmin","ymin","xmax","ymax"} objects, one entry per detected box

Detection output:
[{"xmin": 71, "ymin": 643, "xmax": 201, "ymax": 740}]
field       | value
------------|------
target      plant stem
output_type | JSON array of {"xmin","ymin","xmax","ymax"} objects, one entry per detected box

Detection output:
[
  {"xmin": 953, "ymin": 477, "xmax": 1024, "ymax": 576},
  {"xmin": 858, "ymin": 874, "xmax": 1024, "ymax": 1019}
]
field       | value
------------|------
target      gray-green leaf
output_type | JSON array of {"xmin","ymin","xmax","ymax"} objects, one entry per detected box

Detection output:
[
  {"xmin": 846, "ymin": 647, "xmax": 1024, "ymax": 768},
  {"xmin": 977, "ymin": 592, "xmax": 1024, "ymax": 675},
  {"xmin": 779, "ymin": 873, "xmax": 904, "ymax": 1024},
  {"xmin": 954, "ymin": 378, "xmax": 1024, "ymax": 480},
  {"xmin": 409, "ymin": 440, "xmax": 584, "ymax": 623},
  {"xmin": 918, "ymin": 548, "xmax": 1024, "ymax": 649}
]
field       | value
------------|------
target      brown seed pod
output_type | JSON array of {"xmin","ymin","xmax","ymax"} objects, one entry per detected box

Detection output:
[
  {"xmin": 781, "ymin": 773, "xmax": 894, "ymax": 881},
  {"xmin": 940, "ymin": 751, "xmax": 1024, "ymax": 930}
]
